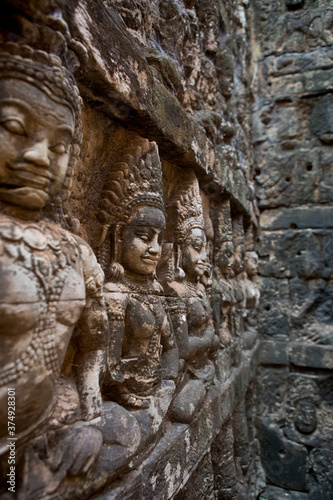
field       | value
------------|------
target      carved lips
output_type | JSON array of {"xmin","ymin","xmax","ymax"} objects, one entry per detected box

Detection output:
[{"xmin": 4, "ymin": 161, "xmax": 53, "ymax": 189}]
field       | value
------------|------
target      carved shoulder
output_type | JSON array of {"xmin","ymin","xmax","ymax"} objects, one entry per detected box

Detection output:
[
  {"xmin": 104, "ymin": 281, "xmax": 129, "ymax": 322},
  {"xmin": 166, "ymin": 280, "xmax": 187, "ymax": 299},
  {"xmin": 74, "ymin": 235, "xmax": 104, "ymax": 297}
]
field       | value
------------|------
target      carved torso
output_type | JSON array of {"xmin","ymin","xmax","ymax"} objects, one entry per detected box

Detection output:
[
  {"xmin": 185, "ymin": 287, "xmax": 214, "ymax": 339},
  {"xmin": 243, "ymin": 276, "xmax": 260, "ymax": 331},
  {"xmin": 0, "ymin": 214, "xmax": 91, "ymax": 442},
  {"xmin": 168, "ymin": 280, "xmax": 217, "ymax": 374},
  {"xmin": 232, "ymin": 276, "xmax": 245, "ymax": 308},
  {"xmin": 213, "ymin": 275, "xmax": 235, "ymax": 306},
  {"xmin": 212, "ymin": 274, "xmax": 235, "ymax": 333},
  {"xmin": 244, "ymin": 277, "xmax": 260, "ymax": 310},
  {"xmin": 104, "ymin": 279, "xmax": 174, "ymax": 397}
]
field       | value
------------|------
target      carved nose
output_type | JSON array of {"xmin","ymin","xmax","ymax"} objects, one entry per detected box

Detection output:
[
  {"xmin": 148, "ymin": 236, "xmax": 160, "ymax": 255},
  {"xmin": 200, "ymin": 248, "xmax": 207, "ymax": 261},
  {"xmin": 149, "ymin": 245, "xmax": 159, "ymax": 255},
  {"xmin": 23, "ymin": 139, "xmax": 50, "ymax": 167}
]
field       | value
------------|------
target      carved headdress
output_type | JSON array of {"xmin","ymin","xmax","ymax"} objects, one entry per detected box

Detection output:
[
  {"xmin": 97, "ymin": 138, "xmax": 165, "ymax": 276},
  {"xmin": 166, "ymin": 170, "xmax": 204, "ymax": 245},
  {"xmin": 164, "ymin": 171, "xmax": 205, "ymax": 281},
  {"xmin": 98, "ymin": 138, "xmax": 164, "ymax": 227},
  {"xmin": 0, "ymin": 13, "xmax": 87, "ymax": 217},
  {"xmin": 211, "ymin": 198, "xmax": 234, "ymax": 268},
  {"xmin": 288, "ymin": 375, "xmax": 321, "ymax": 409},
  {"xmin": 0, "ymin": 42, "xmax": 81, "ymax": 138},
  {"xmin": 212, "ymin": 198, "xmax": 233, "ymax": 245},
  {"xmin": 245, "ymin": 224, "xmax": 256, "ymax": 252},
  {"xmin": 232, "ymin": 214, "xmax": 245, "ymax": 248}
]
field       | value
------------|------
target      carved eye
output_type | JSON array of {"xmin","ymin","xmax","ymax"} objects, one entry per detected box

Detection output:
[
  {"xmin": 2, "ymin": 118, "xmax": 26, "ymax": 136},
  {"xmin": 50, "ymin": 143, "xmax": 68, "ymax": 155},
  {"xmin": 139, "ymin": 233, "xmax": 150, "ymax": 242}
]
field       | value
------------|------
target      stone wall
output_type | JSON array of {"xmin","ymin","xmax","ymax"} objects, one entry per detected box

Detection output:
[
  {"xmin": 0, "ymin": 1, "xmax": 263, "ymax": 499},
  {"xmin": 252, "ymin": 1, "xmax": 333, "ymax": 499},
  {"xmin": 1, "ymin": 0, "xmax": 332, "ymax": 499}
]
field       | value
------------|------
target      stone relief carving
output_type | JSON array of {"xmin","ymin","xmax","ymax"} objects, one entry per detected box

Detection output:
[
  {"xmin": 0, "ymin": 1, "xmax": 263, "ymax": 497},
  {"xmin": 286, "ymin": 376, "xmax": 320, "ymax": 437},
  {"xmin": 241, "ymin": 225, "xmax": 260, "ymax": 350},
  {"xmin": 242, "ymin": 250, "xmax": 260, "ymax": 350},
  {"xmin": 97, "ymin": 138, "xmax": 178, "ymax": 445},
  {"xmin": 0, "ymin": 39, "xmax": 107, "ymax": 498},
  {"xmin": 159, "ymin": 171, "xmax": 219, "ymax": 424},
  {"xmin": 231, "ymin": 213, "xmax": 246, "ymax": 366},
  {"xmin": 211, "ymin": 199, "xmax": 236, "ymax": 352}
]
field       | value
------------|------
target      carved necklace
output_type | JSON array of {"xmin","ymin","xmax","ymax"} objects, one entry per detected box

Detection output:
[
  {"xmin": 184, "ymin": 279, "xmax": 203, "ymax": 299},
  {"xmin": 0, "ymin": 216, "xmax": 79, "ymax": 385},
  {"xmin": 121, "ymin": 275, "xmax": 165, "ymax": 361},
  {"xmin": 122, "ymin": 274, "xmax": 159, "ymax": 296}
]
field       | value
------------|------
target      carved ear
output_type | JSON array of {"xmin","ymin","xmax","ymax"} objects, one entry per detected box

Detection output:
[
  {"xmin": 109, "ymin": 262, "xmax": 124, "ymax": 281},
  {"xmin": 96, "ymin": 225, "xmax": 110, "ymax": 247},
  {"xmin": 175, "ymin": 244, "xmax": 185, "ymax": 281},
  {"xmin": 175, "ymin": 267, "xmax": 185, "ymax": 281},
  {"xmin": 113, "ymin": 224, "xmax": 123, "ymax": 263}
]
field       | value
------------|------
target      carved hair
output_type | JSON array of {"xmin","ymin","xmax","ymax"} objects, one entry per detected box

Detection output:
[
  {"xmin": 166, "ymin": 171, "xmax": 204, "ymax": 281},
  {"xmin": 245, "ymin": 223, "xmax": 256, "ymax": 251},
  {"xmin": 211, "ymin": 198, "xmax": 233, "ymax": 266},
  {"xmin": 245, "ymin": 251, "xmax": 258, "ymax": 263},
  {"xmin": 288, "ymin": 376, "xmax": 321, "ymax": 408},
  {"xmin": 167, "ymin": 171, "xmax": 204, "ymax": 245},
  {"xmin": 232, "ymin": 213, "xmax": 245, "ymax": 249},
  {"xmin": 97, "ymin": 138, "xmax": 165, "ymax": 278}
]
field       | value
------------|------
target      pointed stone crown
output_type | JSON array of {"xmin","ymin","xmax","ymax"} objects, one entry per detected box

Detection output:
[
  {"xmin": 98, "ymin": 138, "xmax": 165, "ymax": 226},
  {"xmin": 232, "ymin": 214, "xmax": 245, "ymax": 247},
  {"xmin": 167, "ymin": 171, "xmax": 204, "ymax": 244},
  {"xmin": 0, "ymin": 42, "xmax": 82, "ymax": 142},
  {"xmin": 212, "ymin": 199, "xmax": 233, "ymax": 246}
]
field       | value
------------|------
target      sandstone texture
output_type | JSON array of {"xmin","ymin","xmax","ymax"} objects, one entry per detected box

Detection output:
[
  {"xmin": 253, "ymin": 1, "xmax": 333, "ymax": 498},
  {"xmin": 0, "ymin": 0, "xmax": 331, "ymax": 499}
]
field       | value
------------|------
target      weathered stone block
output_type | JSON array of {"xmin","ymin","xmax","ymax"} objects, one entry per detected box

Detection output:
[
  {"xmin": 308, "ymin": 448, "xmax": 333, "ymax": 500},
  {"xmin": 260, "ymin": 484, "xmax": 309, "ymax": 500},
  {"xmin": 290, "ymin": 343, "xmax": 333, "ymax": 369},
  {"xmin": 260, "ymin": 206, "xmax": 333, "ymax": 230},
  {"xmin": 174, "ymin": 452, "xmax": 216, "ymax": 500},
  {"xmin": 256, "ymin": 146, "xmax": 333, "ymax": 209},
  {"xmin": 260, "ymin": 341, "xmax": 288, "ymax": 366},
  {"xmin": 257, "ymin": 277, "xmax": 290, "ymax": 339},
  {"xmin": 258, "ymin": 232, "xmax": 290, "ymax": 278},
  {"xmin": 255, "ymin": 366, "xmax": 289, "ymax": 416},
  {"xmin": 257, "ymin": 419, "xmax": 308, "ymax": 491}
]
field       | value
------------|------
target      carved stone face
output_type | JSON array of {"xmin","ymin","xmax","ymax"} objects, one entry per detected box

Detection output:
[
  {"xmin": 0, "ymin": 79, "xmax": 75, "ymax": 210},
  {"xmin": 181, "ymin": 227, "xmax": 207, "ymax": 282},
  {"xmin": 233, "ymin": 243, "xmax": 246, "ymax": 275},
  {"xmin": 216, "ymin": 241, "xmax": 235, "ymax": 277},
  {"xmin": 120, "ymin": 206, "xmax": 166, "ymax": 276},
  {"xmin": 294, "ymin": 401, "xmax": 317, "ymax": 434},
  {"xmin": 245, "ymin": 251, "xmax": 258, "ymax": 278}
]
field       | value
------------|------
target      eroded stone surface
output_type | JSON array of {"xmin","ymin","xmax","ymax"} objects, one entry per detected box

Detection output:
[
  {"xmin": 253, "ymin": 0, "xmax": 333, "ymax": 496},
  {"xmin": 1, "ymin": 0, "xmax": 331, "ymax": 498},
  {"xmin": 0, "ymin": 1, "xmax": 261, "ymax": 498}
]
